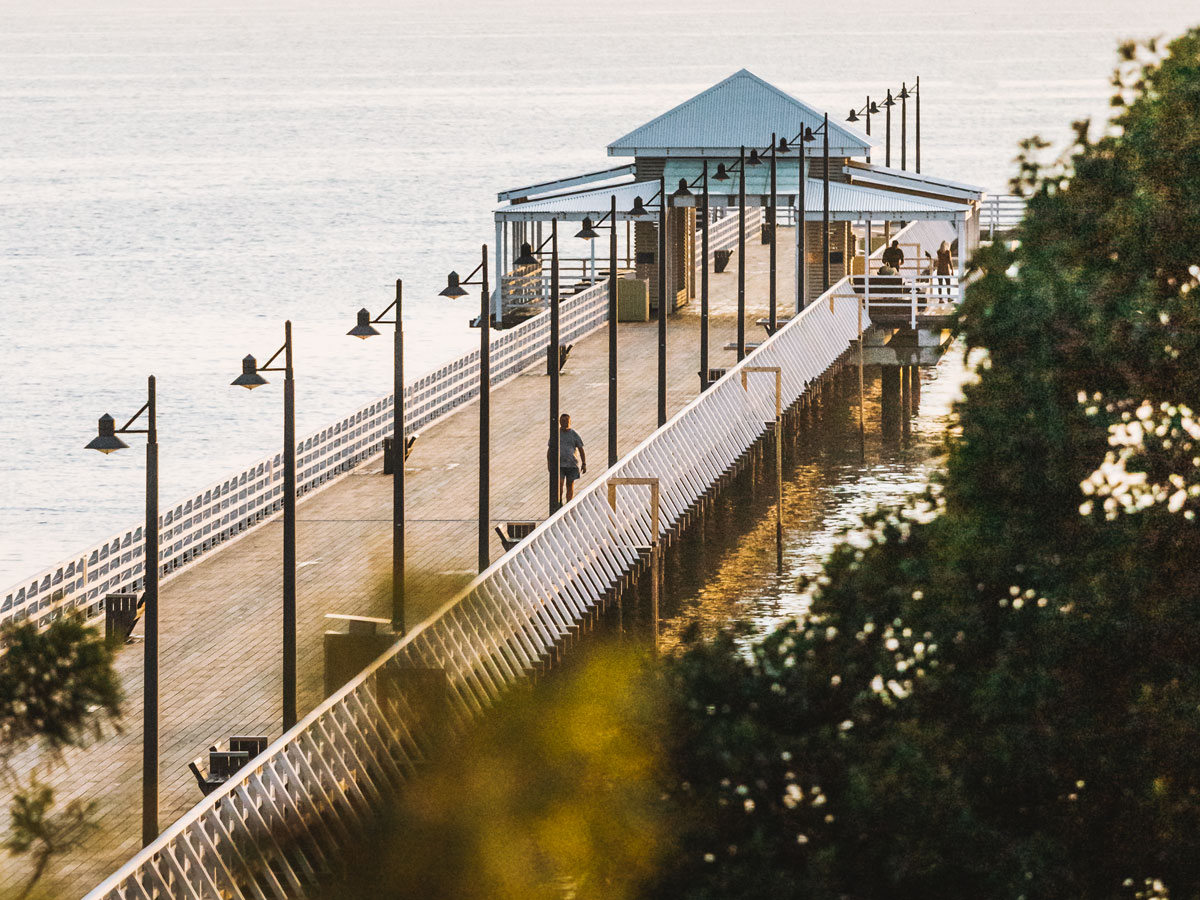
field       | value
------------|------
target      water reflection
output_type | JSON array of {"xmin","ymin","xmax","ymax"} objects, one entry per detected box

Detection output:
[{"xmin": 659, "ymin": 346, "xmax": 974, "ymax": 650}]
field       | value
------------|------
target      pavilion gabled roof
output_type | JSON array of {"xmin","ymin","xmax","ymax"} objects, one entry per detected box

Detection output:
[{"xmin": 607, "ymin": 69, "xmax": 871, "ymax": 160}]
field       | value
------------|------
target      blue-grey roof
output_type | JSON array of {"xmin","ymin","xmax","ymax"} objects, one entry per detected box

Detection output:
[{"xmin": 607, "ymin": 69, "xmax": 871, "ymax": 159}]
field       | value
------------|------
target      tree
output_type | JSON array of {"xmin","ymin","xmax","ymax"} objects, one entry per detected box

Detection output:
[
  {"xmin": 651, "ymin": 26, "xmax": 1200, "ymax": 900},
  {"xmin": 1, "ymin": 617, "xmax": 122, "ymax": 899}
]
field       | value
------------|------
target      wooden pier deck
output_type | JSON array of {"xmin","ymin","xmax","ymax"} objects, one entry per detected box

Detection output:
[{"xmin": 0, "ymin": 230, "xmax": 803, "ymax": 899}]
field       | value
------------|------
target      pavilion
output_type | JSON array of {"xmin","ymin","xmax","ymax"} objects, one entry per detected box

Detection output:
[{"xmin": 492, "ymin": 69, "xmax": 984, "ymax": 323}]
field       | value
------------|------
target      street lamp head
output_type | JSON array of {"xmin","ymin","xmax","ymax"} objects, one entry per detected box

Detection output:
[
  {"xmin": 883, "ymin": 91, "xmax": 896, "ymax": 108},
  {"xmin": 776, "ymin": 136, "xmax": 790, "ymax": 153},
  {"xmin": 232, "ymin": 354, "xmax": 269, "ymax": 389},
  {"xmin": 712, "ymin": 163, "xmax": 731, "ymax": 182},
  {"xmin": 575, "ymin": 218, "xmax": 599, "ymax": 240},
  {"xmin": 514, "ymin": 242, "xmax": 539, "ymax": 266},
  {"xmin": 439, "ymin": 270, "xmax": 469, "ymax": 298},
  {"xmin": 85, "ymin": 413, "xmax": 129, "ymax": 454},
  {"xmin": 898, "ymin": 84, "xmax": 910, "ymax": 100},
  {"xmin": 347, "ymin": 308, "xmax": 380, "ymax": 339},
  {"xmin": 846, "ymin": 108, "xmax": 860, "ymax": 123},
  {"xmin": 802, "ymin": 126, "xmax": 816, "ymax": 143},
  {"xmin": 868, "ymin": 101, "xmax": 880, "ymax": 114},
  {"xmin": 746, "ymin": 148, "xmax": 763, "ymax": 166},
  {"xmin": 672, "ymin": 178, "xmax": 693, "ymax": 199},
  {"xmin": 628, "ymin": 196, "xmax": 650, "ymax": 217}
]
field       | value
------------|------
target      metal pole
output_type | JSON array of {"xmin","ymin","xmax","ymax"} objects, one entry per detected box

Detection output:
[
  {"xmin": 737, "ymin": 146, "xmax": 746, "ymax": 361},
  {"xmin": 915, "ymin": 77, "xmax": 921, "ymax": 173},
  {"xmin": 658, "ymin": 174, "xmax": 667, "ymax": 427},
  {"xmin": 142, "ymin": 375, "xmax": 158, "ymax": 847},
  {"xmin": 479, "ymin": 245, "xmax": 490, "ymax": 572},
  {"xmin": 865, "ymin": 95, "xmax": 872, "ymax": 165},
  {"xmin": 608, "ymin": 195, "xmax": 618, "ymax": 467},
  {"xmin": 797, "ymin": 150, "xmax": 806, "ymax": 312},
  {"xmin": 901, "ymin": 83, "xmax": 908, "ymax": 171},
  {"xmin": 282, "ymin": 321, "xmax": 296, "ymax": 732},
  {"xmin": 885, "ymin": 89, "xmax": 893, "ymax": 168},
  {"xmin": 823, "ymin": 114, "xmax": 830, "ymax": 292},
  {"xmin": 393, "ymin": 280, "xmax": 405, "ymax": 634},
  {"xmin": 769, "ymin": 133, "xmax": 777, "ymax": 334},
  {"xmin": 549, "ymin": 220, "xmax": 560, "ymax": 514},
  {"xmin": 700, "ymin": 161, "xmax": 710, "ymax": 389}
]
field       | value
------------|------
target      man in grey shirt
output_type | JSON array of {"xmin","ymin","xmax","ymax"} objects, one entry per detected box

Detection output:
[{"xmin": 548, "ymin": 413, "xmax": 587, "ymax": 505}]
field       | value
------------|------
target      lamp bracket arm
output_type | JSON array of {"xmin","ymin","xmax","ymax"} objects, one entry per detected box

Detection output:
[
  {"xmin": 261, "ymin": 342, "xmax": 287, "ymax": 371},
  {"xmin": 118, "ymin": 401, "xmax": 151, "ymax": 433}
]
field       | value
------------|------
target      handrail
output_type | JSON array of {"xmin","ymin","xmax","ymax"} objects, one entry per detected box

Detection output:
[
  {"xmin": 2, "ymin": 279, "xmax": 612, "ymax": 634},
  {"xmin": 81, "ymin": 261, "xmax": 867, "ymax": 900}
]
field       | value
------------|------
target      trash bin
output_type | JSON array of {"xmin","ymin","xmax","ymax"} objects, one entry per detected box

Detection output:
[
  {"xmin": 761, "ymin": 223, "xmax": 774, "ymax": 245},
  {"xmin": 714, "ymin": 249, "xmax": 732, "ymax": 273}
]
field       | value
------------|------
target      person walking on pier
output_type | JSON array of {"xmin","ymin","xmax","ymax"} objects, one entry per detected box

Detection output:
[
  {"xmin": 882, "ymin": 239, "xmax": 905, "ymax": 272},
  {"xmin": 549, "ymin": 413, "xmax": 587, "ymax": 504}
]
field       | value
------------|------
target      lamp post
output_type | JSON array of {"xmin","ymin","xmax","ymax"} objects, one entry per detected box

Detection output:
[
  {"xmin": 440, "ymin": 247, "xmax": 491, "ymax": 572},
  {"xmin": 899, "ymin": 82, "xmax": 910, "ymax": 171},
  {"xmin": 86, "ymin": 376, "xmax": 158, "ymax": 846},
  {"xmin": 232, "ymin": 322, "xmax": 297, "ymax": 731},
  {"xmin": 769, "ymin": 132, "xmax": 777, "ymax": 335},
  {"xmin": 915, "ymin": 76, "xmax": 921, "ymax": 173},
  {"xmin": 738, "ymin": 145, "xmax": 748, "ymax": 361},
  {"xmin": 799, "ymin": 117, "xmax": 832, "ymax": 292},
  {"xmin": 883, "ymin": 89, "xmax": 895, "ymax": 168},
  {"xmin": 575, "ymin": 197, "xmax": 620, "ymax": 466},
  {"xmin": 670, "ymin": 168, "xmax": 710, "ymax": 390},
  {"xmin": 847, "ymin": 97, "xmax": 879, "ymax": 165},
  {"xmin": 347, "ymin": 279, "xmax": 406, "ymax": 633},
  {"xmin": 515, "ymin": 221, "xmax": 564, "ymax": 514}
]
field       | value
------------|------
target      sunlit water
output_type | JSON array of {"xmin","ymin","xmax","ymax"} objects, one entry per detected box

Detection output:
[
  {"xmin": 1, "ymin": 0, "xmax": 1196, "ymax": 586},
  {"xmin": 660, "ymin": 349, "xmax": 971, "ymax": 646}
]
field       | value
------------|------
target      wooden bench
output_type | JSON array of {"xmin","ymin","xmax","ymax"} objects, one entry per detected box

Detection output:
[
  {"xmin": 723, "ymin": 341, "xmax": 763, "ymax": 352},
  {"xmin": 495, "ymin": 521, "xmax": 538, "ymax": 553}
]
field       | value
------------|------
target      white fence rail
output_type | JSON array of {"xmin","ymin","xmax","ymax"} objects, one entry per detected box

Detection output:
[
  {"xmin": 706, "ymin": 206, "xmax": 764, "ymax": 252},
  {"xmin": 1, "ymin": 280, "xmax": 612, "ymax": 632},
  {"xmin": 980, "ymin": 193, "xmax": 1025, "ymax": 239},
  {"xmin": 82, "ymin": 267, "xmax": 867, "ymax": 900}
]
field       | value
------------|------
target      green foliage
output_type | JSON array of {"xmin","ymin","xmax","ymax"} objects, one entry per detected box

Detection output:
[
  {"xmin": 1, "ymin": 617, "xmax": 121, "ymax": 899},
  {"xmin": 652, "ymin": 27, "xmax": 1200, "ymax": 900},
  {"xmin": 0, "ymin": 618, "xmax": 122, "ymax": 758}
]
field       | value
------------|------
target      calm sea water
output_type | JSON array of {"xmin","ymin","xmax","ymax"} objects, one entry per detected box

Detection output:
[{"xmin": 1, "ymin": 0, "xmax": 1195, "ymax": 587}]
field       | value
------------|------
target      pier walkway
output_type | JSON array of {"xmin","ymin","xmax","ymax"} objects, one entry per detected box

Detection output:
[{"xmin": 1, "ymin": 230, "xmax": 815, "ymax": 900}]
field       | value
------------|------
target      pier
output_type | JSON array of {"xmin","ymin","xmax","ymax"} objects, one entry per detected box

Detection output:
[{"xmin": 0, "ymin": 70, "xmax": 1010, "ymax": 900}]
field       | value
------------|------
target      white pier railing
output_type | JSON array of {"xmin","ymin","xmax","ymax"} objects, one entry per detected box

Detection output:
[
  {"xmin": 1, "ymin": 279, "xmax": 611, "ymax": 633},
  {"xmin": 979, "ymin": 193, "xmax": 1026, "ymax": 239},
  {"xmin": 81, "ymin": 269, "xmax": 866, "ymax": 900}
]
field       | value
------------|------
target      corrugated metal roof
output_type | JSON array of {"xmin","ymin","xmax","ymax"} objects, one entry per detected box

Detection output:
[
  {"xmin": 607, "ymin": 69, "xmax": 871, "ymax": 159},
  {"xmin": 661, "ymin": 161, "xmax": 970, "ymax": 221},
  {"xmin": 845, "ymin": 161, "xmax": 987, "ymax": 200},
  {"xmin": 495, "ymin": 180, "xmax": 661, "ymax": 222}
]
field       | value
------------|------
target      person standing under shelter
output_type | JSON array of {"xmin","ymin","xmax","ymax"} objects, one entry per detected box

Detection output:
[
  {"xmin": 935, "ymin": 240, "xmax": 953, "ymax": 296},
  {"xmin": 881, "ymin": 239, "xmax": 905, "ymax": 272},
  {"xmin": 548, "ymin": 413, "xmax": 587, "ymax": 505}
]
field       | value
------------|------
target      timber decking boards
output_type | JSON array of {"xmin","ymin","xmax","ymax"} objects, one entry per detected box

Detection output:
[{"xmin": 0, "ymin": 230, "xmax": 802, "ymax": 899}]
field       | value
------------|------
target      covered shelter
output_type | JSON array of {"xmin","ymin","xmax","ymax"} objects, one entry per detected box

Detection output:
[{"xmin": 492, "ymin": 68, "xmax": 985, "ymax": 321}]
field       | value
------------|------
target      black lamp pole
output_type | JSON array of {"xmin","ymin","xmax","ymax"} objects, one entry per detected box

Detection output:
[
  {"xmin": 549, "ymin": 220, "xmax": 561, "ymax": 513},
  {"xmin": 232, "ymin": 322, "xmax": 296, "ymax": 730},
  {"xmin": 884, "ymin": 89, "xmax": 894, "ymax": 167},
  {"xmin": 769, "ymin": 132, "xmax": 778, "ymax": 334},
  {"xmin": 86, "ymin": 376, "xmax": 158, "ymax": 845},
  {"xmin": 798, "ymin": 140, "xmax": 806, "ymax": 311},
  {"xmin": 900, "ymin": 82, "xmax": 909, "ymax": 171},
  {"xmin": 915, "ymin": 77, "xmax": 921, "ymax": 173},
  {"xmin": 823, "ymin": 113, "xmax": 831, "ymax": 291},
  {"xmin": 608, "ymin": 196, "xmax": 618, "ymax": 466},
  {"xmin": 700, "ymin": 160, "xmax": 710, "ymax": 389},
  {"xmin": 348, "ymin": 280, "xmax": 405, "ymax": 633},
  {"xmin": 737, "ymin": 145, "xmax": 746, "ymax": 361},
  {"xmin": 657, "ymin": 174, "xmax": 667, "ymax": 426}
]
